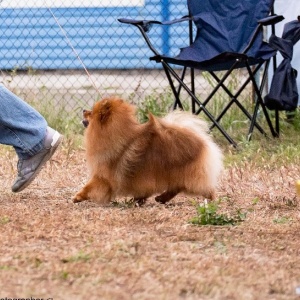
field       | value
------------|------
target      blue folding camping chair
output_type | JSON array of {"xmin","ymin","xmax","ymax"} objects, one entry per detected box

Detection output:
[{"xmin": 119, "ymin": 0, "xmax": 284, "ymax": 147}]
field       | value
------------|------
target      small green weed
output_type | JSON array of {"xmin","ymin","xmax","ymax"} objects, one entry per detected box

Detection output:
[
  {"xmin": 0, "ymin": 216, "xmax": 10, "ymax": 225},
  {"xmin": 59, "ymin": 271, "xmax": 69, "ymax": 280},
  {"xmin": 33, "ymin": 257, "xmax": 43, "ymax": 268},
  {"xmin": 273, "ymin": 216, "xmax": 293, "ymax": 224},
  {"xmin": 189, "ymin": 200, "xmax": 246, "ymax": 226},
  {"xmin": 111, "ymin": 198, "xmax": 140, "ymax": 208},
  {"xmin": 0, "ymin": 265, "xmax": 12, "ymax": 270},
  {"xmin": 61, "ymin": 250, "xmax": 91, "ymax": 263}
]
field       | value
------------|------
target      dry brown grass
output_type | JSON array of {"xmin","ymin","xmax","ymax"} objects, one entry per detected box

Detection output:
[{"xmin": 0, "ymin": 140, "xmax": 300, "ymax": 300}]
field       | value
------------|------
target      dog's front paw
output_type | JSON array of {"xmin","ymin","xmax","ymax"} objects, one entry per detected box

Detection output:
[{"xmin": 73, "ymin": 192, "xmax": 88, "ymax": 203}]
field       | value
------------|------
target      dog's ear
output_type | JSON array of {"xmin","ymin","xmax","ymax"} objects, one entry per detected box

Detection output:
[
  {"xmin": 83, "ymin": 109, "xmax": 91, "ymax": 118},
  {"xmin": 99, "ymin": 100, "xmax": 112, "ymax": 123}
]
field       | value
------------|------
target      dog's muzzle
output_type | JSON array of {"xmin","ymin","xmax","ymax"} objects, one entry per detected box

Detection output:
[
  {"xmin": 82, "ymin": 119, "xmax": 89, "ymax": 128},
  {"xmin": 82, "ymin": 109, "xmax": 89, "ymax": 128}
]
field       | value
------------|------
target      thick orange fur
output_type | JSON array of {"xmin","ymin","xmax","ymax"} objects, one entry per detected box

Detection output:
[{"xmin": 73, "ymin": 97, "xmax": 223, "ymax": 205}]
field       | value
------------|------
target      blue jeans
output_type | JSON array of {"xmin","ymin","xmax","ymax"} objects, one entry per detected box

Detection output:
[{"xmin": 0, "ymin": 84, "xmax": 47, "ymax": 160}]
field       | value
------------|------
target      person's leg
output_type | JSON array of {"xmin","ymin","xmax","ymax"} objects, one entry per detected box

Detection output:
[
  {"xmin": 0, "ymin": 84, "xmax": 62, "ymax": 192},
  {"xmin": 0, "ymin": 84, "xmax": 47, "ymax": 159}
]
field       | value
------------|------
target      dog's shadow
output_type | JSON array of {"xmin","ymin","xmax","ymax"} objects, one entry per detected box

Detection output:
[{"xmin": 70, "ymin": 197, "xmax": 189, "ymax": 209}]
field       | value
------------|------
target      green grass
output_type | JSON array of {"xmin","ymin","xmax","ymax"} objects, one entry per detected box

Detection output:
[
  {"xmin": 61, "ymin": 251, "xmax": 91, "ymax": 263},
  {"xmin": 29, "ymin": 97, "xmax": 84, "ymax": 137},
  {"xmin": 111, "ymin": 198, "xmax": 136, "ymax": 208},
  {"xmin": 136, "ymin": 89, "xmax": 176, "ymax": 123},
  {"xmin": 0, "ymin": 216, "xmax": 10, "ymax": 225},
  {"xmin": 136, "ymin": 88, "xmax": 190, "ymax": 123},
  {"xmin": 273, "ymin": 216, "xmax": 293, "ymax": 224},
  {"xmin": 189, "ymin": 200, "xmax": 246, "ymax": 226},
  {"xmin": 222, "ymin": 110, "xmax": 300, "ymax": 167}
]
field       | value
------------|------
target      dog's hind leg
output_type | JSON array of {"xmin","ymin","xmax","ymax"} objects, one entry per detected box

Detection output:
[
  {"xmin": 73, "ymin": 176, "xmax": 112, "ymax": 205},
  {"xmin": 202, "ymin": 189, "xmax": 216, "ymax": 201},
  {"xmin": 155, "ymin": 190, "xmax": 179, "ymax": 204}
]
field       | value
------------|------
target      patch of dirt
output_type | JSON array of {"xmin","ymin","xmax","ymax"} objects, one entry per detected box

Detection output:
[{"xmin": 0, "ymin": 145, "xmax": 299, "ymax": 300}]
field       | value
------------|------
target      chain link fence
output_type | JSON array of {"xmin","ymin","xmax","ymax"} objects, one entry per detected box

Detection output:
[{"xmin": 0, "ymin": 0, "xmax": 252, "ymax": 123}]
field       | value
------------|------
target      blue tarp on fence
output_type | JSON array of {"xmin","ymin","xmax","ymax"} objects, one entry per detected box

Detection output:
[{"xmin": 0, "ymin": 0, "xmax": 188, "ymax": 70}]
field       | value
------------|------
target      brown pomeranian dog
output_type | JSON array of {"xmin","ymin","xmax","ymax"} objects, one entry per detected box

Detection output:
[{"xmin": 73, "ymin": 97, "xmax": 223, "ymax": 205}]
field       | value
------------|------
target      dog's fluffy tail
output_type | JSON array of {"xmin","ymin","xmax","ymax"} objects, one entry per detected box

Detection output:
[
  {"xmin": 163, "ymin": 110, "xmax": 210, "ymax": 136},
  {"xmin": 163, "ymin": 111, "xmax": 223, "ymax": 188}
]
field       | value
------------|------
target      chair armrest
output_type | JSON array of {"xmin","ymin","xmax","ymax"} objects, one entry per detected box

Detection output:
[
  {"xmin": 118, "ymin": 16, "xmax": 190, "ymax": 32},
  {"xmin": 118, "ymin": 18, "xmax": 145, "ymax": 25},
  {"xmin": 118, "ymin": 18, "xmax": 161, "ymax": 32},
  {"xmin": 243, "ymin": 15, "xmax": 284, "ymax": 54},
  {"xmin": 118, "ymin": 15, "xmax": 191, "ymax": 57},
  {"xmin": 258, "ymin": 15, "xmax": 284, "ymax": 26}
]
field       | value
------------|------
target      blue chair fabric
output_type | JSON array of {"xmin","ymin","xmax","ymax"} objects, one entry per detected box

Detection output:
[{"xmin": 158, "ymin": 0, "xmax": 276, "ymax": 71}]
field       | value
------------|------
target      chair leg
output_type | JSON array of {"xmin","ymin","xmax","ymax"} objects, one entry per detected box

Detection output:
[
  {"xmin": 208, "ymin": 70, "xmax": 267, "ymax": 135},
  {"xmin": 246, "ymin": 63, "xmax": 278, "ymax": 139},
  {"xmin": 161, "ymin": 60, "xmax": 238, "ymax": 147},
  {"xmin": 248, "ymin": 99, "xmax": 265, "ymax": 141},
  {"xmin": 160, "ymin": 59, "xmax": 278, "ymax": 147},
  {"xmin": 275, "ymin": 109, "xmax": 280, "ymax": 135},
  {"xmin": 176, "ymin": 67, "xmax": 196, "ymax": 113},
  {"xmin": 162, "ymin": 64, "xmax": 184, "ymax": 110},
  {"xmin": 195, "ymin": 65, "xmax": 238, "ymax": 115}
]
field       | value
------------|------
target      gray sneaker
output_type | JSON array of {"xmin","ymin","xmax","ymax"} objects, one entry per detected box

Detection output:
[{"xmin": 12, "ymin": 127, "xmax": 62, "ymax": 193}]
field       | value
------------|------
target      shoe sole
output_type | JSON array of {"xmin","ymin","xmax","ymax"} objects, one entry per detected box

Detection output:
[{"xmin": 12, "ymin": 134, "xmax": 63, "ymax": 192}]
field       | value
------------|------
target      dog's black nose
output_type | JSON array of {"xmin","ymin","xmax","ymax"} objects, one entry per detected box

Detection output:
[{"xmin": 82, "ymin": 119, "xmax": 89, "ymax": 128}]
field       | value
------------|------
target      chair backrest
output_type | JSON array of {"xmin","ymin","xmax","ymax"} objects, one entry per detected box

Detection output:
[{"xmin": 187, "ymin": 0, "xmax": 275, "ymax": 58}]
